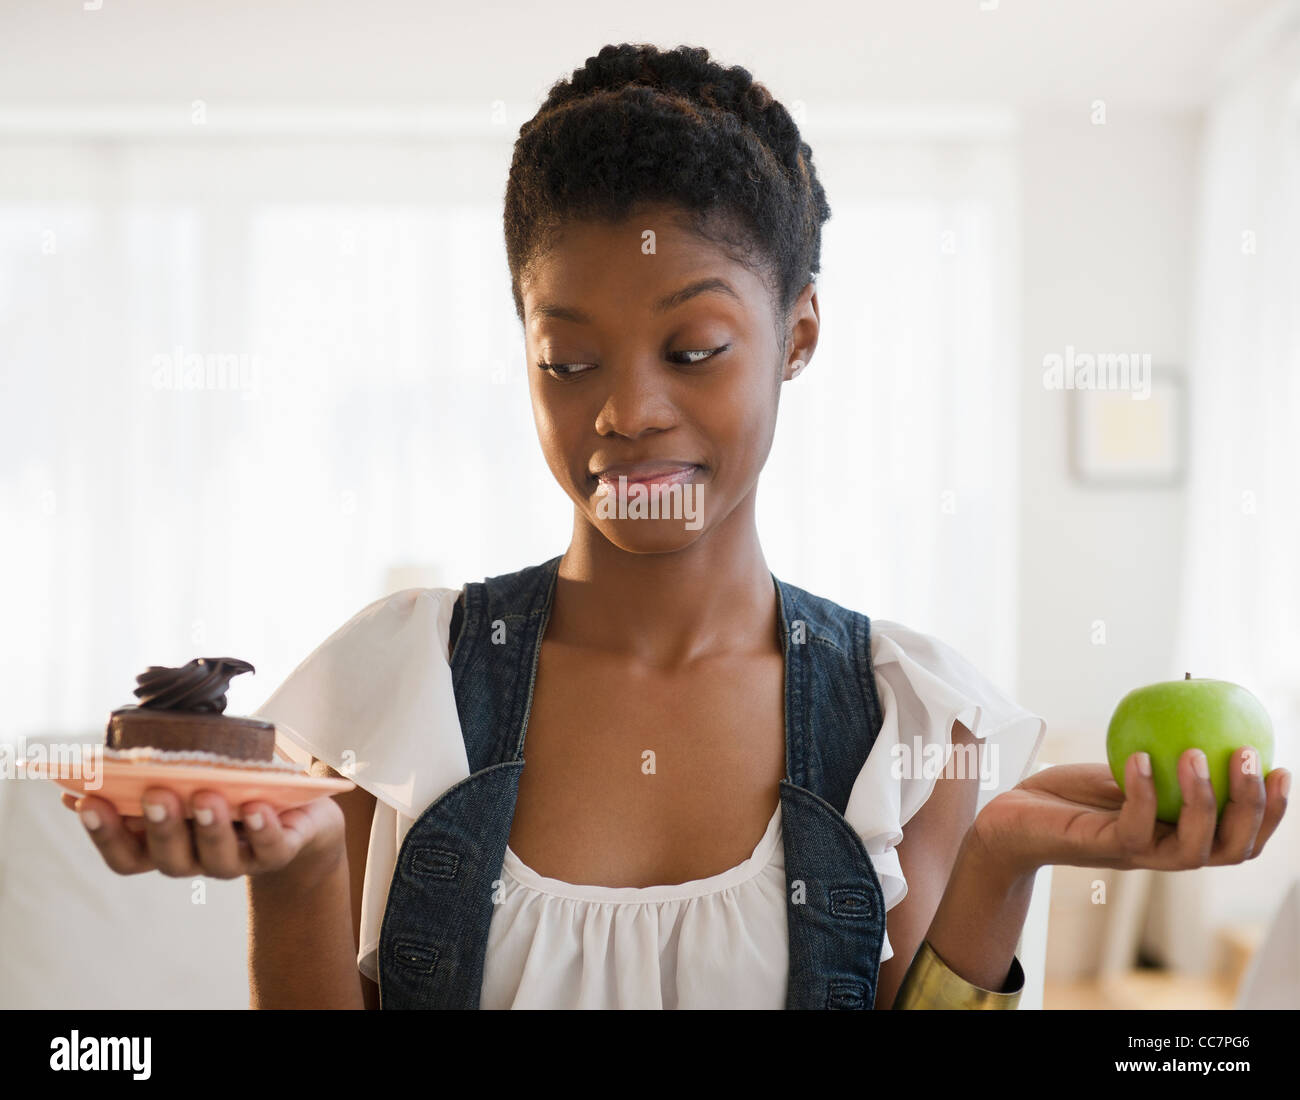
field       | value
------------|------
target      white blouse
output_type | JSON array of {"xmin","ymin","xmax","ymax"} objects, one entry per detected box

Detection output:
[{"xmin": 252, "ymin": 586, "xmax": 1046, "ymax": 1009}]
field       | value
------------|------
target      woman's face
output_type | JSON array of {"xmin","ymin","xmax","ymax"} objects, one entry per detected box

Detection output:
[{"xmin": 521, "ymin": 204, "xmax": 818, "ymax": 555}]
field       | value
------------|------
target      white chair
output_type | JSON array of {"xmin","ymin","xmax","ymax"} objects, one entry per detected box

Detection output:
[{"xmin": 1235, "ymin": 878, "xmax": 1300, "ymax": 1009}]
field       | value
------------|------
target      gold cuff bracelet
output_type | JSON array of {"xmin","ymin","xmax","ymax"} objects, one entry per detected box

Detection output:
[{"xmin": 891, "ymin": 939, "xmax": 1025, "ymax": 1010}]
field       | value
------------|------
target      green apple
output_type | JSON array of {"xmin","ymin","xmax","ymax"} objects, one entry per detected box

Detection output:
[{"xmin": 1106, "ymin": 674, "xmax": 1274, "ymax": 824}]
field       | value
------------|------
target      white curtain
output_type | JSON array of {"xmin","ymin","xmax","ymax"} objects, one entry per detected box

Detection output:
[
  {"xmin": 774, "ymin": 131, "xmax": 1021, "ymax": 684},
  {"xmin": 1159, "ymin": 17, "xmax": 1300, "ymax": 969},
  {"xmin": 0, "ymin": 123, "xmax": 1021, "ymax": 744}
]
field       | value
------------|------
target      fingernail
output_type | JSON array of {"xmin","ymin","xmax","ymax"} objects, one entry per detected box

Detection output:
[
  {"xmin": 1193, "ymin": 752, "xmax": 1210, "ymax": 780},
  {"xmin": 143, "ymin": 801, "xmax": 166, "ymax": 823},
  {"xmin": 1136, "ymin": 752, "xmax": 1152, "ymax": 777},
  {"xmin": 81, "ymin": 809, "xmax": 101, "ymax": 831},
  {"xmin": 246, "ymin": 811, "xmax": 264, "ymax": 831},
  {"xmin": 1281, "ymin": 772, "xmax": 1292, "ymax": 799},
  {"xmin": 194, "ymin": 807, "xmax": 214, "ymax": 827}
]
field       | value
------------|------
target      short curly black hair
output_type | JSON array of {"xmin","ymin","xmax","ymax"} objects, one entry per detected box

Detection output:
[{"xmin": 503, "ymin": 43, "xmax": 831, "ymax": 347}]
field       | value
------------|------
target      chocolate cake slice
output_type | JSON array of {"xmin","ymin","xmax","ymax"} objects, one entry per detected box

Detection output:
[{"xmin": 106, "ymin": 657, "xmax": 275, "ymax": 762}]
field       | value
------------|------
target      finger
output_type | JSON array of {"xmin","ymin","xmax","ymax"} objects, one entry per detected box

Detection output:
[
  {"xmin": 235, "ymin": 801, "xmax": 297, "ymax": 871},
  {"xmin": 61, "ymin": 791, "xmax": 79, "ymax": 811},
  {"xmin": 75, "ymin": 795, "xmax": 154, "ymax": 875},
  {"xmin": 138, "ymin": 787, "xmax": 200, "ymax": 878},
  {"xmin": 1077, "ymin": 766, "xmax": 1126, "ymax": 808},
  {"xmin": 1211, "ymin": 747, "xmax": 1267, "ymax": 864},
  {"xmin": 1175, "ymin": 749, "xmax": 1217, "ymax": 868},
  {"xmin": 190, "ymin": 791, "xmax": 247, "ymax": 879},
  {"xmin": 1115, "ymin": 752, "xmax": 1158, "ymax": 854},
  {"xmin": 242, "ymin": 799, "xmax": 331, "ymax": 872},
  {"xmin": 1248, "ymin": 768, "xmax": 1292, "ymax": 858},
  {"xmin": 1020, "ymin": 763, "xmax": 1126, "ymax": 808}
]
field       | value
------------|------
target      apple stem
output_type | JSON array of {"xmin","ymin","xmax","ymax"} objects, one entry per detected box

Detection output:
[{"xmin": 1185, "ymin": 671, "xmax": 1191, "ymax": 680}]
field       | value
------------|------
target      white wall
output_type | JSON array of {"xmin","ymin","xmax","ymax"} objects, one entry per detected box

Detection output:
[{"xmin": 1018, "ymin": 108, "xmax": 1199, "ymax": 743}]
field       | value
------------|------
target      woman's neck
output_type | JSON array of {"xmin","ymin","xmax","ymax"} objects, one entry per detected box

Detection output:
[{"xmin": 552, "ymin": 496, "xmax": 779, "ymax": 667}]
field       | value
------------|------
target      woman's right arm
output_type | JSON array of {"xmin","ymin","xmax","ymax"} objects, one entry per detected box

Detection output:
[
  {"xmin": 247, "ymin": 757, "xmax": 379, "ymax": 1009},
  {"xmin": 247, "ymin": 833, "xmax": 363, "ymax": 1009}
]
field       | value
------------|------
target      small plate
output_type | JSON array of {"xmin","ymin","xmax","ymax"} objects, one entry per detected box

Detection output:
[{"xmin": 28, "ymin": 758, "xmax": 355, "ymax": 820}]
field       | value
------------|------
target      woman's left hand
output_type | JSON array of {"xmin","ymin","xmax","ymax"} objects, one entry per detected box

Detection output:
[{"xmin": 972, "ymin": 747, "xmax": 1290, "ymax": 878}]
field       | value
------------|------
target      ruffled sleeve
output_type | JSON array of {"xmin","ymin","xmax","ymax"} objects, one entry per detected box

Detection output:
[
  {"xmin": 250, "ymin": 587, "xmax": 469, "ymax": 816},
  {"xmin": 844, "ymin": 620, "xmax": 1047, "ymax": 964},
  {"xmin": 249, "ymin": 586, "xmax": 470, "ymax": 983}
]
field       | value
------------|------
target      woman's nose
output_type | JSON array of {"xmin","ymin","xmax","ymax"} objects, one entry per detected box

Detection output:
[{"xmin": 592, "ymin": 364, "xmax": 677, "ymax": 438}]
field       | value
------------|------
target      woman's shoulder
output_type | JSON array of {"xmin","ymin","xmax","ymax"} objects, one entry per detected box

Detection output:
[
  {"xmin": 775, "ymin": 580, "xmax": 981, "ymax": 681},
  {"xmin": 868, "ymin": 619, "xmax": 1029, "ymax": 728},
  {"xmin": 854, "ymin": 617, "xmax": 1047, "ymax": 815},
  {"xmin": 843, "ymin": 619, "xmax": 1047, "ymax": 924},
  {"xmin": 311, "ymin": 584, "xmax": 465, "ymax": 659},
  {"xmin": 251, "ymin": 584, "xmax": 471, "ymax": 816},
  {"xmin": 257, "ymin": 585, "xmax": 462, "ymax": 694},
  {"xmin": 775, "ymin": 581, "xmax": 965, "ymax": 669},
  {"xmin": 348, "ymin": 584, "xmax": 463, "ymax": 627},
  {"xmin": 869, "ymin": 618, "xmax": 978, "ymax": 674}
]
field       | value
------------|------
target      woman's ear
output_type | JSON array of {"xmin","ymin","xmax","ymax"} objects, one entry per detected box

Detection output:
[{"xmin": 781, "ymin": 281, "xmax": 819, "ymax": 382}]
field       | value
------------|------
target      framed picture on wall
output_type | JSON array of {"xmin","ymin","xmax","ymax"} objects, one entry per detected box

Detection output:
[{"xmin": 1069, "ymin": 368, "xmax": 1186, "ymax": 487}]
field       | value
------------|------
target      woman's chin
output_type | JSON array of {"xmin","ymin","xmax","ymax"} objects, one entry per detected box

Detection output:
[{"xmin": 590, "ymin": 519, "xmax": 708, "ymax": 555}]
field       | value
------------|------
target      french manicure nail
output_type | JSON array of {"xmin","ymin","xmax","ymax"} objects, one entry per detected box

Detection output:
[
  {"xmin": 81, "ymin": 809, "xmax": 102, "ymax": 831},
  {"xmin": 143, "ymin": 802, "xmax": 166, "ymax": 823},
  {"xmin": 1137, "ymin": 753, "xmax": 1151, "ymax": 777},
  {"xmin": 246, "ymin": 811, "xmax": 264, "ymax": 831},
  {"xmin": 1193, "ymin": 752, "xmax": 1210, "ymax": 780},
  {"xmin": 194, "ymin": 807, "xmax": 214, "ymax": 826}
]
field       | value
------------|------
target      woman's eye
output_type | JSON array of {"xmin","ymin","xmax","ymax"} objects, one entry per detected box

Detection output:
[
  {"xmin": 670, "ymin": 345, "xmax": 730, "ymax": 365},
  {"xmin": 535, "ymin": 345, "xmax": 729, "ymax": 376},
  {"xmin": 535, "ymin": 360, "xmax": 596, "ymax": 377}
]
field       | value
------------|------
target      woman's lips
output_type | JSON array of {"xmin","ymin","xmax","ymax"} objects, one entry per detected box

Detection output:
[{"xmin": 593, "ymin": 464, "xmax": 702, "ymax": 491}]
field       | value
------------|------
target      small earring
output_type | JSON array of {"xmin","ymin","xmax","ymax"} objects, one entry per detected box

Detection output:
[{"xmin": 789, "ymin": 359, "xmax": 805, "ymax": 379}]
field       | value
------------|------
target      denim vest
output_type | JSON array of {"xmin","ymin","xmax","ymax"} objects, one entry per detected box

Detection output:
[{"xmin": 377, "ymin": 554, "xmax": 888, "ymax": 1009}]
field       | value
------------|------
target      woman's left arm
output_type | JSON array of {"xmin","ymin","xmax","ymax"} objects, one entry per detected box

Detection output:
[
  {"xmin": 874, "ymin": 719, "xmax": 1022, "ymax": 1008},
  {"xmin": 875, "ymin": 723, "xmax": 1292, "ymax": 1009}
]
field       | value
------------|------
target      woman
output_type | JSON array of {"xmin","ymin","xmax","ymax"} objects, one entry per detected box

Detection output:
[{"xmin": 69, "ymin": 43, "xmax": 1290, "ymax": 1010}]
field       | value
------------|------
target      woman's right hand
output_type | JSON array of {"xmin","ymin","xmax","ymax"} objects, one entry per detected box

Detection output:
[{"xmin": 61, "ymin": 786, "xmax": 347, "ymax": 885}]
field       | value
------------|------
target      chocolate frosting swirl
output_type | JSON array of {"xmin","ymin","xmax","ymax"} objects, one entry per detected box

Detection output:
[{"xmin": 133, "ymin": 657, "xmax": 255, "ymax": 714}]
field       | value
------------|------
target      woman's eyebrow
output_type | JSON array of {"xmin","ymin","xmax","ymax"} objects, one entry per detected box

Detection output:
[
  {"xmin": 652, "ymin": 277, "xmax": 741, "ymax": 314},
  {"xmin": 530, "ymin": 277, "xmax": 741, "ymax": 326}
]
